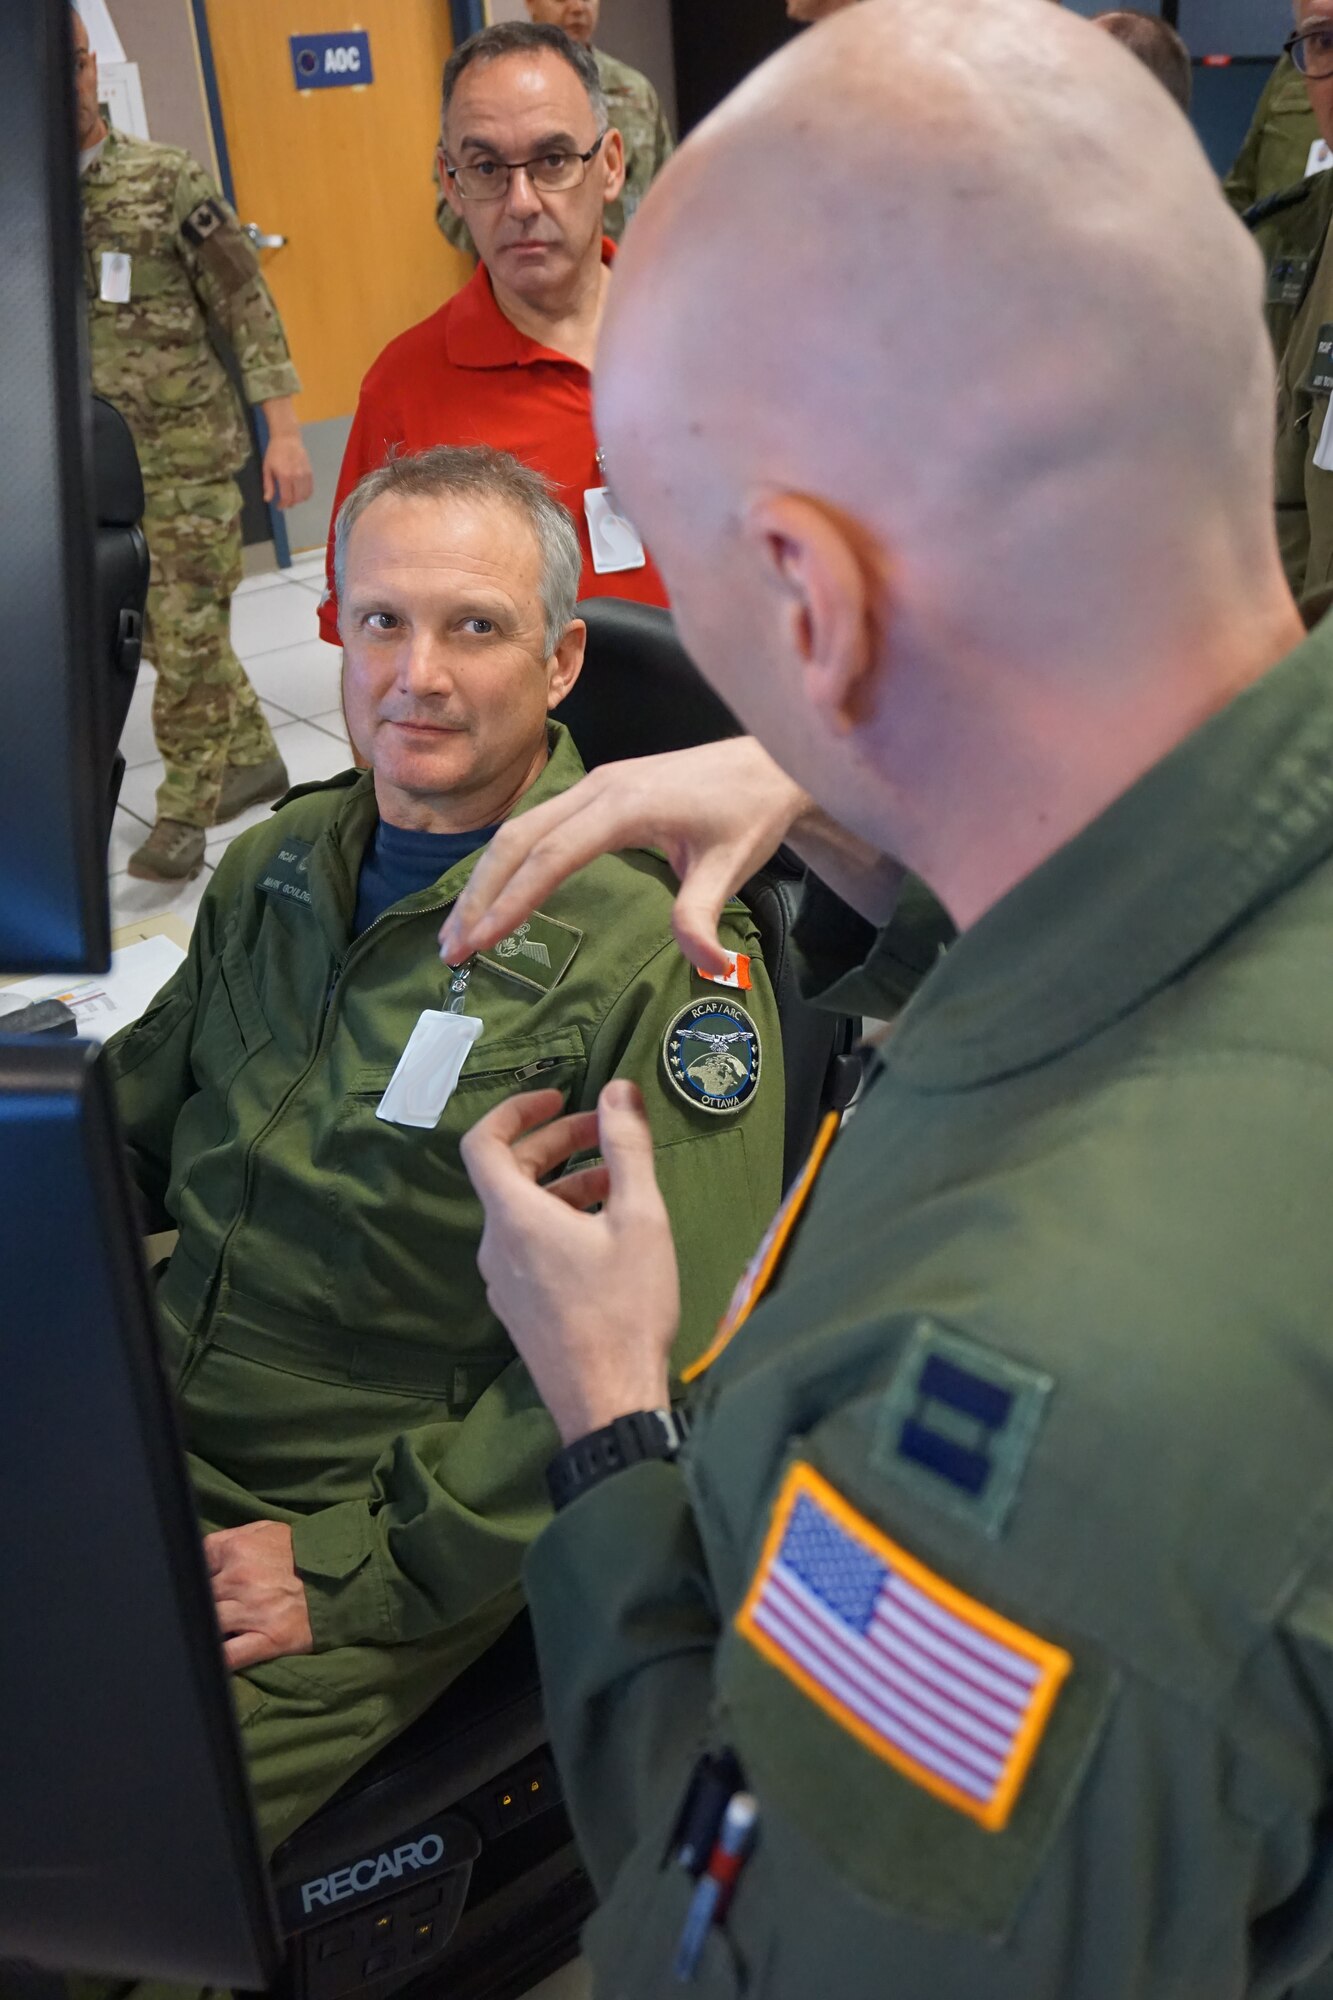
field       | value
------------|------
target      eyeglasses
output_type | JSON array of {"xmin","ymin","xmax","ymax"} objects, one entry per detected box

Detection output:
[
  {"xmin": 1285, "ymin": 26, "xmax": 1333, "ymax": 80},
  {"xmin": 445, "ymin": 133, "xmax": 606, "ymax": 202}
]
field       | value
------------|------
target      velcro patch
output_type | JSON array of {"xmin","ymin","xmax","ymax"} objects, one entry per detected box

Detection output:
[
  {"xmin": 873, "ymin": 1319, "xmax": 1052, "ymax": 1537},
  {"xmin": 257, "ymin": 839, "xmax": 313, "ymax": 908},
  {"xmin": 1268, "ymin": 254, "xmax": 1313, "ymax": 309},
  {"xmin": 737, "ymin": 1462, "xmax": 1071, "ymax": 1831},
  {"xmin": 181, "ymin": 197, "xmax": 226, "ymax": 245},
  {"xmin": 1308, "ymin": 321, "xmax": 1333, "ymax": 396},
  {"xmin": 181, "ymin": 196, "xmax": 258, "ymax": 288},
  {"xmin": 476, "ymin": 910, "xmax": 582, "ymax": 994}
]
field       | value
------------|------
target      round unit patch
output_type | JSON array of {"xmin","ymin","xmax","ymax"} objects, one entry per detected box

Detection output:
[{"xmin": 663, "ymin": 998, "xmax": 761, "ymax": 1116}]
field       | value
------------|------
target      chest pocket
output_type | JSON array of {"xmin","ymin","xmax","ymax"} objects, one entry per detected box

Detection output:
[
  {"xmin": 320, "ymin": 1028, "xmax": 587, "ymax": 1322},
  {"xmin": 192, "ymin": 929, "xmax": 274, "ymax": 1096},
  {"xmin": 339, "ymin": 1027, "xmax": 586, "ymax": 1144}
]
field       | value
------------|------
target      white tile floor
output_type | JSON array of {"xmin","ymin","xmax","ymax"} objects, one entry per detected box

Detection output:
[
  {"xmin": 113, "ymin": 559, "xmax": 595, "ymax": 2000},
  {"xmin": 112, "ymin": 554, "xmax": 349, "ymax": 925}
]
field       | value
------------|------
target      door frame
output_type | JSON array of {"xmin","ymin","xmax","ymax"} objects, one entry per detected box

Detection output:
[{"xmin": 185, "ymin": 1, "xmax": 486, "ymax": 566}]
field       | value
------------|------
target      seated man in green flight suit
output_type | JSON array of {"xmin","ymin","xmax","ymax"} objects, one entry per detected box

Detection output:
[{"xmin": 104, "ymin": 443, "xmax": 784, "ymax": 1865}]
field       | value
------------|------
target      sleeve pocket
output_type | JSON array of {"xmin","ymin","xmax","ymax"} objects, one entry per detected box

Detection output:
[
  {"xmin": 105, "ymin": 981, "xmax": 195, "ymax": 1080},
  {"xmin": 713, "ymin": 1550, "xmax": 1118, "ymax": 1943}
]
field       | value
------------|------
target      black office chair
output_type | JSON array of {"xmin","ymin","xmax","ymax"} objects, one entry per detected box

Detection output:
[
  {"xmin": 262, "ymin": 601, "xmax": 861, "ymax": 2000},
  {"xmin": 90, "ymin": 396, "xmax": 147, "ymax": 826},
  {"xmin": 562, "ymin": 598, "xmax": 862, "ymax": 1185}
]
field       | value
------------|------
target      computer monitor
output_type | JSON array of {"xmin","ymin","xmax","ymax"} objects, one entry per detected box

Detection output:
[
  {"xmin": 0, "ymin": 0, "xmax": 112, "ymax": 974},
  {"xmin": 0, "ymin": 1039, "xmax": 279, "ymax": 1989}
]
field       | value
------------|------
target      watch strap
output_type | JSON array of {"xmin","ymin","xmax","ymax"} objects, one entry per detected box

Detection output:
[{"xmin": 547, "ymin": 1407, "xmax": 691, "ymax": 1512}]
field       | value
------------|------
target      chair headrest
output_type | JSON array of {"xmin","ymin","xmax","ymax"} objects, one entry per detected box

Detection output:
[
  {"xmin": 555, "ymin": 598, "xmax": 739, "ymax": 770},
  {"xmin": 91, "ymin": 396, "xmax": 144, "ymax": 527}
]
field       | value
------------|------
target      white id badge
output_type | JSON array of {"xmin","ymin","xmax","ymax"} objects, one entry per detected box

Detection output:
[
  {"xmin": 377, "ymin": 1010, "xmax": 484, "ymax": 1129},
  {"xmin": 99, "ymin": 252, "xmax": 132, "ymax": 303},
  {"xmin": 584, "ymin": 486, "xmax": 647, "ymax": 573},
  {"xmin": 1315, "ymin": 398, "xmax": 1333, "ymax": 474}
]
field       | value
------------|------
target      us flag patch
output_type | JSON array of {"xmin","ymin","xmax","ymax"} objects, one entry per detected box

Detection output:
[{"xmin": 737, "ymin": 1463, "xmax": 1072, "ymax": 1831}]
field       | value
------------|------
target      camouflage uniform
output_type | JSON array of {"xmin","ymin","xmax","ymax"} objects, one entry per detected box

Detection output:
[
  {"xmin": 1224, "ymin": 55, "xmax": 1321, "ymax": 215},
  {"xmin": 80, "ymin": 130, "xmax": 301, "ymax": 827},
  {"xmin": 436, "ymin": 45, "xmax": 674, "ymax": 254}
]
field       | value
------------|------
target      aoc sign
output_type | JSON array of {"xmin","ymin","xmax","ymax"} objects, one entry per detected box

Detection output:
[{"xmin": 289, "ymin": 30, "xmax": 374, "ymax": 91}]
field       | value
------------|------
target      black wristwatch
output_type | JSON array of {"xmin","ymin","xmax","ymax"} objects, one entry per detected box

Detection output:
[{"xmin": 546, "ymin": 1407, "xmax": 691, "ymax": 1512}]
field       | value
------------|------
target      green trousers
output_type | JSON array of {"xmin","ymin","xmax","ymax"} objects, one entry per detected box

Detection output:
[{"xmin": 60, "ymin": 1613, "xmax": 497, "ymax": 2000}]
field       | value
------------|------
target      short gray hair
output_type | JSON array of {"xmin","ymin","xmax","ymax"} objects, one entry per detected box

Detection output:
[
  {"xmin": 441, "ymin": 22, "xmax": 607, "ymax": 132},
  {"xmin": 333, "ymin": 445, "xmax": 583, "ymax": 654}
]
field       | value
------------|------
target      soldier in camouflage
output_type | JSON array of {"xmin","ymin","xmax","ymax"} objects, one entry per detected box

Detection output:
[
  {"xmin": 436, "ymin": 1, "xmax": 673, "ymax": 254},
  {"xmin": 73, "ymin": 8, "xmax": 314, "ymax": 884}
]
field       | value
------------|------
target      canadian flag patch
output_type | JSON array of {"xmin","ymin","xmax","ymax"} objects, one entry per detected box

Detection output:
[{"xmin": 696, "ymin": 953, "xmax": 752, "ymax": 991}]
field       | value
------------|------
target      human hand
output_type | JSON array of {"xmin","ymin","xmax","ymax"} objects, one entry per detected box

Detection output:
[
  {"xmin": 460, "ymin": 1081, "xmax": 681, "ymax": 1445},
  {"xmin": 440, "ymin": 738, "xmax": 808, "ymax": 974},
  {"xmin": 205, "ymin": 1520, "xmax": 314, "ymax": 1671},
  {"xmin": 261, "ymin": 431, "xmax": 314, "ymax": 509}
]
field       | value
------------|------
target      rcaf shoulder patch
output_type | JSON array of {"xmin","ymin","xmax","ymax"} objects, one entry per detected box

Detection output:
[{"xmin": 663, "ymin": 997, "xmax": 761, "ymax": 1116}]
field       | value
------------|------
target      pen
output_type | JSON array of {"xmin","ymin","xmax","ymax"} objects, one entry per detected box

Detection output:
[{"xmin": 672, "ymin": 1790, "xmax": 758, "ymax": 1983}]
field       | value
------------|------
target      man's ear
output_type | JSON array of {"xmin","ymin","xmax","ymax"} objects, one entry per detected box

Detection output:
[
  {"xmin": 600, "ymin": 127, "xmax": 626, "ymax": 207},
  {"xmin": 437, "ymin": 142, "xmax": 463, "ymax": 216},
  {"xmin": 546, "ymin": 619, "xmax": 587, "ymax": 710},
  {"xmin": 744, "ymin": 494, "xmax": 882, "ymax": 734}
]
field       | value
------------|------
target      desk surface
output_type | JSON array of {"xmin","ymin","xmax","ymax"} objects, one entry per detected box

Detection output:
[{"xmin": 112, "ymin": 913, "xmax": 194, "ymax": 955}]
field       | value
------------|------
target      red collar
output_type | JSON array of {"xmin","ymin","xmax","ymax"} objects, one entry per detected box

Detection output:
[{"xmin": 445, "ymin": 237, "xmax": 616, "ymax": 371}]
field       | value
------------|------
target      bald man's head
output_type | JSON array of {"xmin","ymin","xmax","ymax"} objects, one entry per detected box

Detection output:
[{"xmin": 597, "ymin": 0, "xmax": 1287, "ymax": 893}]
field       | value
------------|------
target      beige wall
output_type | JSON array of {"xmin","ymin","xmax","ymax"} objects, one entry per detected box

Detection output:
[
  {"xmin": 488, "ymin": 0, "xmax": 677, "ymax": 132},
  {"xmin": 108, "ymin": 0, "xmax": 216, "ymax": 170}
]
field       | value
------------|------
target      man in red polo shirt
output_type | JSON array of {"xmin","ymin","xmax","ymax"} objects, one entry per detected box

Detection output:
[{"xmin": 320, "ymin": 20, "xmax": 667, "ymax": 643}]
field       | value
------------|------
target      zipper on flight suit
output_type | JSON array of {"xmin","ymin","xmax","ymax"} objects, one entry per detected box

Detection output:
[{"xmin": 192, "ymin": 893, "xmax": 461, "ymax": 1356}]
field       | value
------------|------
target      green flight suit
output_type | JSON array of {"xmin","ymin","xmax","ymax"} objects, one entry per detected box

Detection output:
[
  {"xmin": 525, "ymin": 624, "xmax": 1333, "ymax": 1999},
  {"xmin": 436, "ymin": 45, "xmax": 674, "ymax": 254},
  {"xmin": 1273, "ymin": 172, "xmax": 1333, "ymax": 602},
  {"xmin": 1250, "ymin": 165, "xmax": 1333, "ymax": 367},
  {"xmin": 104, "ymin": 722, "xmax": 784, "ymax": 1862},
  {"xmin": 1225, "ymin": 55, "xmax": 1320, "ymax": 214},
  {"xmin": 81, "ymin": 130, "xmax": 300, "ymax": 826}
]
